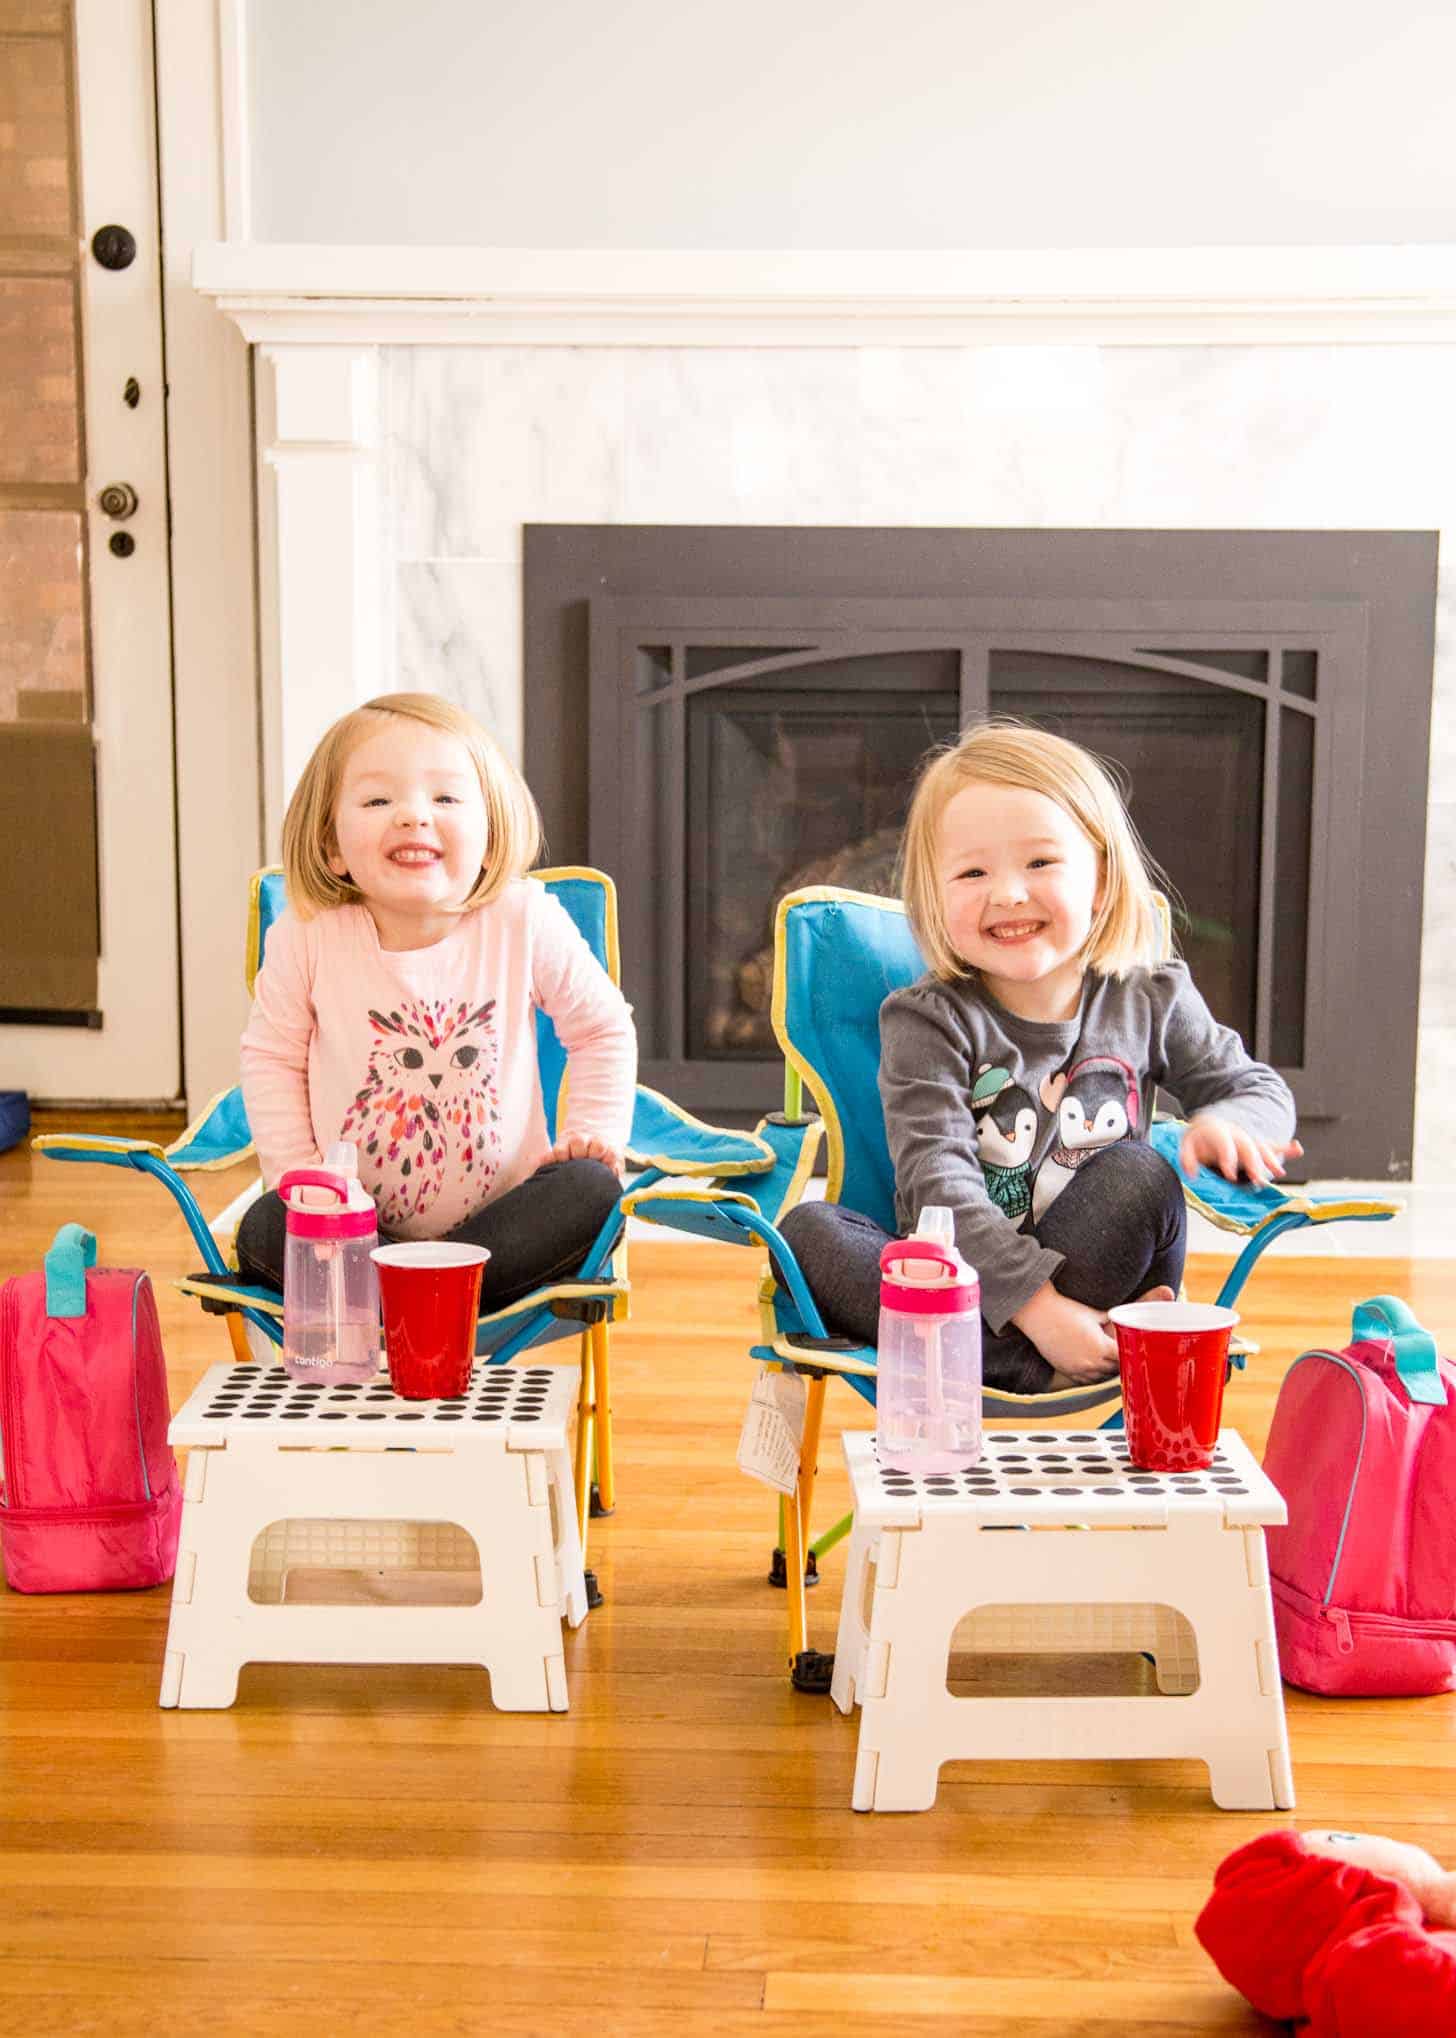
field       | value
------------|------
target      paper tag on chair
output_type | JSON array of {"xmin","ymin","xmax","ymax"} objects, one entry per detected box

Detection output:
[{"xmin": 736, "ymin": 1369, "xmax": 807, "ymax": 1495}]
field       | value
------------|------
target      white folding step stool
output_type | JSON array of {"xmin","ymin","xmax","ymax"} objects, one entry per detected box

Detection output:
[
  {"xmin": 162, "ymin": 1361, "xmax": 587, "ymax": 1711},
  {"xmin": 832, "ymin": 1427, "xmax": 1294, "ymax": 1813}
]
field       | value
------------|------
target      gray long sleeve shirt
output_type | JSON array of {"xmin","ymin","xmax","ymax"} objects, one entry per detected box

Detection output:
[{"xmin": 878, "ymin": 960, "xmax": 1296, "ymax": 1333}]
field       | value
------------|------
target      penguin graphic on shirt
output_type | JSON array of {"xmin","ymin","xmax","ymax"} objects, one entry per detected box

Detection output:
[
  {"xmin": 970, "ymin": 1063, "xmax": 1039, "ymax": 1226},
  {"xmin": 1031, "ymin": 1053, "xmax": 1141, "ymax": 1223}
]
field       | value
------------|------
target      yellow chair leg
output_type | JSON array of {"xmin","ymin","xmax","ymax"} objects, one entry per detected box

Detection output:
[
  {"xmin": 785, "ymin": 1374, "xmax": 827, "ymax": 1670},
  {"xmin": 590, "ymin": 1315, "xmax": 615, "ymax": 1515},
  {"xmin": 785, "ymin": 1467, "xmax": 808, "ymax": 1664},
  {"xmin": 574, "ymin": 1328, "xmax": 595, "ymax": 1552},
  {"xmin": 225, "ymin": 1314, "xmax": 252, "ymax": 1365},
  {"xmin": 797, "ymin": 1374, "xmax": 826, "ymax": 1554}
]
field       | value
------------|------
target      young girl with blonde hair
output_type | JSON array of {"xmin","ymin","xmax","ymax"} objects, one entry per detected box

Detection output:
[
  {"xmin": 781, "ymin": 722, "xmax": 1300, "ymax": 1395},
  {"xmin": 236, "ymin": 692, "xmax": 635, "ymax": 1303}
]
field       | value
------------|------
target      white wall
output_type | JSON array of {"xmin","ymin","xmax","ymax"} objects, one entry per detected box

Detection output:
[{"xmin": 249, "ymin": 0, "xmax": 1456, "ymax": 250}]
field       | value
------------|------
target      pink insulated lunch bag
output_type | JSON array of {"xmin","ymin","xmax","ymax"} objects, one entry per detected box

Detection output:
[
  {"xmin": 0, "ymin": 1224, "xmax": 182, "ymax": 1593},
  {"xmin": 1263, "ymin": 1296, "xmax": 1456, "ymax": 1697}
]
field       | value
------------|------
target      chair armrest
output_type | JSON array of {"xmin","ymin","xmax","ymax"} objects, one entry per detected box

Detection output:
[
  {"xmin": 175, "ymin": 1274, "xmax": 282, "ymax": 1318},
  {"xmin": 622, "ymin": 1183, "xmax": 768, "ymax": 1245},
  {"xmin": 624, "ymin": 1113, "xmax": 822, "ymax": 1226},
  {"xmin": 1149, "ymin": 1119, "xmax": 1286, "ymax": 1231},
  {"xmin": 626, "ymin": 1085, "xmax": 775, "ymax": 1177},
  {"xmin": 755, "ymin": 1335, "xmax": 877, "ymax": 1380},
  {"xmin": 1148, "ymin": 1120, "xmax": 1400, "ymax": 1237},
  {"xmin": 33, "ymin": 1131, "xmax": 167, "ymax": 1163},
  {"xmin": 35, "ymin": 1134, "xmax": 232, "ymax": 1278}
]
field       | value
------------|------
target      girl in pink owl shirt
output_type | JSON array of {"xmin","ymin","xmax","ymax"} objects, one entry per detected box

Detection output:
[{"xmin": 237, "ymin": 692, "xmax": 636, "ymax": 1305}]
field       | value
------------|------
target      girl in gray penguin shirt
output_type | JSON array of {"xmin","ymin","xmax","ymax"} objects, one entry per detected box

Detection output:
[{"xmin": 780, "ymin": 722, "xmax": 1300, "ymax": 1396}]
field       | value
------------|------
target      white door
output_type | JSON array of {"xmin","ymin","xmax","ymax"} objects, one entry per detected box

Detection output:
[{"xmin": 0, "ymin": 0, "xmax": 179, "ymax": 1103}]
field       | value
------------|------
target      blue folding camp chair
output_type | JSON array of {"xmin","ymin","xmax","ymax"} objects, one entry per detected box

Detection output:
[
  {"xmin": 36, "ymin": 865, "xmax": 781, "ymax": 1560},
  {"xmin": 625, "ymin": 884, "xmax": 1402, "ymax": 1689}
]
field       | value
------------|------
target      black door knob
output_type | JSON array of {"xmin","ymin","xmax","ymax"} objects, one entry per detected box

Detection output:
[{"xmin": 91, "ymin": 224, "xmax": 137, "ymax": 271}]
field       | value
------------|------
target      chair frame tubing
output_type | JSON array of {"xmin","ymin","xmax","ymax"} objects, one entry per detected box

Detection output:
[{"xmin": 572, "ymin": 1315, "xmax": 616, "ymax": 1550}]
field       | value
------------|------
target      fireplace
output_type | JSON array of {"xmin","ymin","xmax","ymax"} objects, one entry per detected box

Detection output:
[{"xmin": 525, "ymin": 526, "xmax": 1437, "ymax": 1177}]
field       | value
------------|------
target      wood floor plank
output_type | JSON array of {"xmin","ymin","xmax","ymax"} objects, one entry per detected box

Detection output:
[
  {"xmin": 0, "ymin": 1850, "xmax": 1218, "ymax": 1915},
  {"xmin": 0, "ymin": 1913, "xmax": 709, "ymax": 1973},
  {"xmin": 764, "ymin": 1972, "xmax": 1257, "ymax": 2025},
  {"xmin": 0, "ymin": 1958, "xmax": 764, "ymax": 2012},
  {"xmin": 2, "ymin": 1127, "xmax": 1453, "ymax": 2032},
  {"xmin": 0, "ymin": 2002, "xmax": 1250, "ymax": 2038},
  {"xmin": 708, "ymin": 1930, "xmax": 1200, "ymax": 1980}
]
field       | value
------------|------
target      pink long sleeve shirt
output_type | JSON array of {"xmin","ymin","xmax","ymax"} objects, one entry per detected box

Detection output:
[{"xmin": 240, "ymin": 880, "xmax": 636, "ymax": 1239}]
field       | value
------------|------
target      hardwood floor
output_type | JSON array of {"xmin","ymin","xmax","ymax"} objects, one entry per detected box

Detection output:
[{"xmin": 2, "ymin": 1126, "xmax": 1454, "ymax": 2035}]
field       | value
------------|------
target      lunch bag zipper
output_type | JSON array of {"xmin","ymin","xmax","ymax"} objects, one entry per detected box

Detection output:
[
  {"xmin": 1290, "ymin": 1349, "xmax": 1369, "ymax": 1609},
  {"xmin": 0, "ymin": 1284, "xmax": 22, "ymax": 1508},
  {"xmin": 130, "ymin": 1275, "xmax": 153, "ymax": 1503},
  {"xmin": 1321, "ymin": 1603, "xmax": 1456, "ymax": 1654},
  {"xmin": 1275, "ymin": 1577, "xmax": 1456, "ymax": 1657}
]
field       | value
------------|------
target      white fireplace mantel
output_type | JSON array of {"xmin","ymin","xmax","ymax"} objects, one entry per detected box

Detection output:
[{"xmin": 194, "ymin": 240, "xmax": 1456, "ymax": 348}]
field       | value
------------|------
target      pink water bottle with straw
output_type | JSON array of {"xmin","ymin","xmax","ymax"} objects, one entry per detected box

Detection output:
[
  {"xmin": 278, "ymin": 1142, "xmax": 380, "ymax": 1385},
  {"xmin": 876, "ymin": 1208, "xmax": 982, "ymax": 1471}
]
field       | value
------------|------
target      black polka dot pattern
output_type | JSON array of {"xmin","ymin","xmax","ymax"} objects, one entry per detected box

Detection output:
[
  {"xmin": 862, "ymin": 1429, "xmax": 1265, "ymax": 1517},
  {"xmin": 174, "ymin": 1360, "xmax": 571, "ymax": 1446}
]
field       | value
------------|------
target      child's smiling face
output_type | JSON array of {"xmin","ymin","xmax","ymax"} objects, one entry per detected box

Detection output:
[
  {"xmin": 937, "ymin": 778, "xmax": 1104, "ymax": 1019},
  {"xmin": 328, "ymin": 717, "xmax": 489, "ymax": 945}
]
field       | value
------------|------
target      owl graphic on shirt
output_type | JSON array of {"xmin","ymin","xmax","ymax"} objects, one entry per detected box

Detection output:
[{"xmin": 340, "ymin": 996, "xmax": 501, "ymax": 1229}]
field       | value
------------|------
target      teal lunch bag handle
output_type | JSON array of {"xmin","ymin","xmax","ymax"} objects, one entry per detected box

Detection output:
[
  {"xmin": 1352, "ymin": 1294, "xmax": 1447, "ymax": 1408},
  {"xmin": 43, "ymin": 1223, "xmax": 98, "ymax": 1320}
]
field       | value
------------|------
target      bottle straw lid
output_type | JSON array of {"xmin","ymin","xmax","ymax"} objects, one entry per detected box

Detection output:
[{"xmin": 879, "ymin": 1236, "xmax": 980, "ymax": 1314}]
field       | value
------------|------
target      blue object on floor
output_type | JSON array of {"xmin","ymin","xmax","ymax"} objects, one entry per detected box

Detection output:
[{"xmin": 0, "ymin": 1091, "xmax": 30, "ymax": 1156}]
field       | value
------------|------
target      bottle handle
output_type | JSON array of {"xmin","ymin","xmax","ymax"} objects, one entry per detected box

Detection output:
[
  {"xmin": 879, "ymin": 1238, "xmax": 956, "ymax": 1279},
  {"xmin": 278, "ymin": 1168, "xmax": 348, "ymax": 1210}
]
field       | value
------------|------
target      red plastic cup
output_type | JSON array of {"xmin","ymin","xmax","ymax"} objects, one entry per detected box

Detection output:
[
  {"xmin": 371, "ymin": 1243, "xmax": 489, "ymax": 1400},
  {"xmin": 1108, "ymin": 1300, "xmax": 1240, "ymax": 1472}
]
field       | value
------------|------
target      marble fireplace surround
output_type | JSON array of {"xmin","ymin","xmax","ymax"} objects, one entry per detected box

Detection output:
[{"xmin": 194, "ymin": 244, "xmax": 1456, "ymax": 1180}]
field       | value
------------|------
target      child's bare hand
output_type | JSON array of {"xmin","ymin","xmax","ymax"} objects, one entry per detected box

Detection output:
[
  {"xmin": 545, "ymin": 1132, "xmax": 623, "ymax": 1175},
  {"xmin": 1012, "ymin": 1285, "xmax": 1118, "ymax": 1383},
  {"xmin": 1179, "ymin": 1114, "xmax": 1303, "ymax": 1188}
]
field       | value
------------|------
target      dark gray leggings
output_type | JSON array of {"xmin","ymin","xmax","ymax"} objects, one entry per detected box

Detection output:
[
  {"xmin": 237, "ymin": 1157, "xmax": 624, "ymax": 1312},
  {"xmin": 776, "ymin": 1139, "xmax": 1187, "ymax": 1396}
]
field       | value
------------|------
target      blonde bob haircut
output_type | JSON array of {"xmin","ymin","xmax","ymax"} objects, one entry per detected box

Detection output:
[
  {"xmin": 282, "ymin": 691, "xmax": 542, "ymax": 918},
  {"xmin": 900, "ymin": 720, "xmax": 1165, "ymax": 984}
]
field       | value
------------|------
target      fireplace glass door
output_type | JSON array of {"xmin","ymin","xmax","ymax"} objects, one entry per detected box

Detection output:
[{"xmin": 687, "ymin": 656, "xmax": 958, "ymax": 1059}]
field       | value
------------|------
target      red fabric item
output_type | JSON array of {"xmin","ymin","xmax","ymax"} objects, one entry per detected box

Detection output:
[
  {"xmin": 1263, "ymin": 1323, "xmax": 1456, "ymax": 1698},
  {"xmin": 1308, "ymin": 1914, "xmax": 1456, "ymax": 2037},
  {"xmin": 1196, "ymin": 1832, "xmax": 1456, "ymax": 2036},
  {"xmin": 0, "ymin": 1252, "xmax": 180, "ymax": 1592}
]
